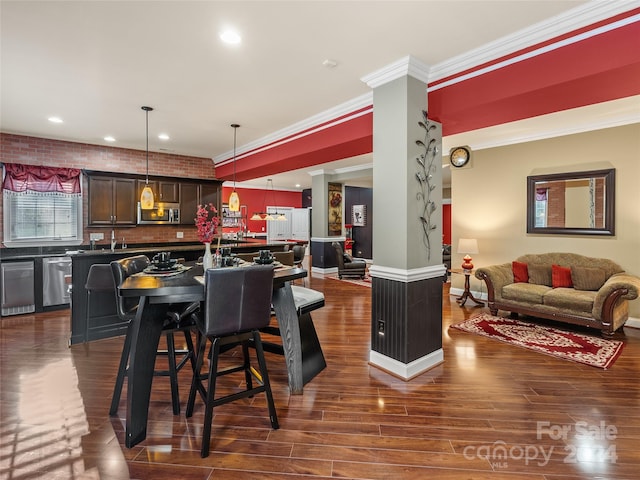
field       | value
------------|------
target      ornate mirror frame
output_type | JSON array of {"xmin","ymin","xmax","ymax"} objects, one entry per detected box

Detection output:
[{"xmin": 526, "ymin": 168, "xmax": 615, "ymax": 236}]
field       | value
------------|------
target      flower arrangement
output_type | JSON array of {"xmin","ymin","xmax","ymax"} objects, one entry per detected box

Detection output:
[{"xmin": 195, "ymin": 203, "xmax": 220, "ymax": 244}]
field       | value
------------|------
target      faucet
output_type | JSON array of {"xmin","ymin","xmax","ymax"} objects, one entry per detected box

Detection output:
[{"xmin": 111, "ymin": 230, "xmax": 117, "ymax": 252}]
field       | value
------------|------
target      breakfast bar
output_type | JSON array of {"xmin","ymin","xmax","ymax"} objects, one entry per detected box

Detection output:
[{"xmin": 68, "ymin": 240, "xmax": 298, "ymax": 345}]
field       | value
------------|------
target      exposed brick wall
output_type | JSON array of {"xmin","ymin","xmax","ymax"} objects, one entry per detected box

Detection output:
[{"xmin": 0, "ymin": 133, "xmax": 217, "ymax": 247}]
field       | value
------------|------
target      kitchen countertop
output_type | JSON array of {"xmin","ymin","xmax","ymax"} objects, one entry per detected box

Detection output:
[{"xmin": 0, "ymin": 239, "xmax": 298, "ymax": 261}]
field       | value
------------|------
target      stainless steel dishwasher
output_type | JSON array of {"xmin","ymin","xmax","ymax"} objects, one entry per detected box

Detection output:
[
  {"xmin": 42, "ymin": 256, "xmax": 73, "ymax": 307},
  {"xmin": 1, "ymin": 261, "xmax": 35, "ymax": 316}
]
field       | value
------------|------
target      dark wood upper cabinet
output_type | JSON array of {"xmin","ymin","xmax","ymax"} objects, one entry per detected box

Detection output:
[
  {"xmin": 158, "ymin": 181, "xmax": 179, "ymax": 203},
  {"xmin": 200, "ymin": 183, "xmax": 220, "ymax": 207},
  {"xmin": 89, "ymin": 176, "xmax": 136, "ymax": 226},
  {"xmin": 179, "ymin": 183, "xmax": 199, "ymax": 225},
  {"xmin": 88, "ymin": 171, "xmax": 221, "ymax": 227}
]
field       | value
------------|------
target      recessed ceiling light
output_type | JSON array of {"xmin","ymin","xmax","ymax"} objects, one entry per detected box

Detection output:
[
  {"xmin": 322, "ymin": 59, "xmax": 338, "ymax": 68},
  {"xmin": 295, "ymin": 184, "xmax": 301, "ymax": 188},
  {"xmin": 48, "ymin": 116, "xmax": 63, "ymax": 123},
  {"xmin": 158, "ymin": 133, "xmax": 170, "ymax": 141},
  {"xmin": 104, "ymin": 136, "xmax": 116, "ymax": 142},
  {"xmin": 220, "ymin": 29, "xmax": 241, "ymax": 45}
]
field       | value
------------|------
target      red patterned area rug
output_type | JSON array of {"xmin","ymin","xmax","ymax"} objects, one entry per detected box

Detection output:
[
  {"xmin": 326, "ymin": 274, "xmax": 372, "ymax": 288},
  {"xmin": 450, "ymin": 313, "xmax": 624, "ymax": 369}
]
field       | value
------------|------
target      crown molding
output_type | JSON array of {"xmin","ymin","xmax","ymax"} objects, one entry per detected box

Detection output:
[
  {"xmin": 429, "ymin": 0, "xmax": 640, "ymax": 87},
  {"xmin": 457, "ymin": 96, "xmax": 640, "ymax": 152},
  {"xmin": 215, "ymin": 1, "xmax": 638, "ymax": 167},
  {"xmin": 361, "ymin": 55, "xmax": 431, "ymax": 89},
  {"xmin": 333, "ymin": 163, "xmax": 373, "ymax": 175},
  {"xmin": 214, "ymin": 93, "xmax": 372, "ymax": 165}
]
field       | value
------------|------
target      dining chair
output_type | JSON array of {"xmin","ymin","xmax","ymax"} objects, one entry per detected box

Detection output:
[
  {"xmin": 84, "ymin": 264, "xmax": 116, "ymax": 343},
  {"xmin": 273, "ymin": 250, "xmax": 294, "ymax": 266},
  {"xmin": 185, "ymin": 265, "xmax": 279, "ymax": 458},
  {"xmin": 292, "ymin": 245, "xmax": 306, "ymax": 268},
  {"xmin": 109, "ymin": 255, "xmax": 198, "ymax": 416}
]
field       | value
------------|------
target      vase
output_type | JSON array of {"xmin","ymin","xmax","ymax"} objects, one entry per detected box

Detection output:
[{"xmin": 203, "ymin": 242, "xmax": 213, "ymax": 270}]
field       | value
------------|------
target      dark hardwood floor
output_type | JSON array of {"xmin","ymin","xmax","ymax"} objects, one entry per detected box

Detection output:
[{"xmin": 2, "ymin": 260, "xmax": 640, "ymax": 479}]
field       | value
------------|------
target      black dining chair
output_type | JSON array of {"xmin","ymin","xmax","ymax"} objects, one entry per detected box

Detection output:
[
  {"xmin": 84, "ymin": 264, "xmax": 117, "ymax": 343},
  {"xmin": 186, "ymin": 265, "xmax": 279, "ymax": 458},
  {"xmin": 292, "ymin": 245, "xmax": 306, "ymax": 268},
  {"xmin": 109, "ymin": 255, "xmax": 198, "ymax": 416}
]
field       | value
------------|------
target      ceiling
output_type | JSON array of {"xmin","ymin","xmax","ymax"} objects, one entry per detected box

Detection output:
[{"xmin": 1, "ymin": 0, "xmax": 638, "ymax": 191}]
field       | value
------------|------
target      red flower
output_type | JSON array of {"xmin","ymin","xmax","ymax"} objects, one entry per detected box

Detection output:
[{"xmin": 195, "ymin": 203, "xmax": 220, "ymax": 243}]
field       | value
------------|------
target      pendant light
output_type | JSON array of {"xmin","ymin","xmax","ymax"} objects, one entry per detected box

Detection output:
[
  {"xmin": 251, "ymin": 179, "xmax": 287, "ymax": 221},
  {"xmin": 139, "ymin": 106, "xmax": 155, "ymax": 210},
  {"xmin": 228, "ymin": 123, "xmax": 240, "ymax": 211}
]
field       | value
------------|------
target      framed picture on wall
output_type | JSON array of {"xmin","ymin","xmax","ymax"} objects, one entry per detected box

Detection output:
[
  {"xmin": 352, "ymin": 205, "xmax": 366, "ymax": 226},
  {"xmin": 328, "ymin": 182, "xmax": 342, "ymax": 236}
]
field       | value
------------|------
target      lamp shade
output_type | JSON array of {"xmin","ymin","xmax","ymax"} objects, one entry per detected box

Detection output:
[
  {"xmin": 140, "ymin": 185, "xmax": 154, "ymax": 210},
  {"xmin": 228, "ymin": 191, "xmax": 240, "ymax": 211},
  {"xmin": 457, "ymin": 238, "xmax": 479, "ymax": 254}
]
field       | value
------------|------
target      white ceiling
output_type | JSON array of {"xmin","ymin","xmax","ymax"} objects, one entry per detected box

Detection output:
[{"xmin": 2, "ymin": 0, "xmax": 637, "ymax": 191}]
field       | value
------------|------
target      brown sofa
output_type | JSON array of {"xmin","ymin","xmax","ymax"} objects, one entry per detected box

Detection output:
[{"xmin": 475, "ymin": 253, "xmax": 640, "ymax": 336}]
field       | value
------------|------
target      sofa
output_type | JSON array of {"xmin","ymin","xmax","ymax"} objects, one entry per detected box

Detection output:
[{"xmin": 475, "ymin": 253, "xmax": 640, "ymax": 336}]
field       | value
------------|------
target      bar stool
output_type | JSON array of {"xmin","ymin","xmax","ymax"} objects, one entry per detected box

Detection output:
[
  {"xmin": 109, "ymin": 255, "xmax": 198, "ymax": 416},
  {"xmin": 84, "ymin": 264, "xmax": 116, "ymax": 343},
  {"xmin": 186, "ymin": 265, "xmax": 278, "ymax": 458}
]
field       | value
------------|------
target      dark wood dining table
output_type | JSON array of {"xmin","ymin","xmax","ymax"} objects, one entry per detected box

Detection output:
[{"xmin": 118, "ymin": 263, "xmax": 320, "ymax": 448}]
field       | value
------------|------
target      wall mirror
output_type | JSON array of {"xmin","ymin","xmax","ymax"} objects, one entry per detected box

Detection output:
[{"xmin": 527, "ymin": 168, "xmax": 615, "ymax": 236}]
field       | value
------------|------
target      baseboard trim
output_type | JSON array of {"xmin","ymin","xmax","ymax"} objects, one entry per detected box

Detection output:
[
  {"xmin": 369, "ymin": 349, "xmax": 444, "ymax": 380},
  {"xmin": 312, "ymin": 266, "xmax": 338, "ymax": 275}
]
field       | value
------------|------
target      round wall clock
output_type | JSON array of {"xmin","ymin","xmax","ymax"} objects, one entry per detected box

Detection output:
[{"xmin": 450, "ymin": 146, "xmax": 470, "ymax": 168}]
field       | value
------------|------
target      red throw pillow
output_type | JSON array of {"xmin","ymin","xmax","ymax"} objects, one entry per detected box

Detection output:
[
  {"xmin": 512, "ymin": 261, "xmax": 528, "ymax": 283},
  {"xmin": 552, "ymin": 264, "xmax": 573, "ymax": 288}
]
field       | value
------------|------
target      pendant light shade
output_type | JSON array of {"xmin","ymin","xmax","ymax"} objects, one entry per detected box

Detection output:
[
  {"xmin": 251, "ymin": 178, "xmax": 287, "ymax": 221},
  {"xmin": 140, "ymin": 106, "xmax": 155, "ymax": 210},
  {"xmin": 228, "ymin": 123, "xmax": 240, "ymax": 212}
]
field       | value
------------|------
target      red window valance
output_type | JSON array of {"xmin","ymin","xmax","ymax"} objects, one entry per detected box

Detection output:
[{"xmin": 2, "ymin": 163, "xmax": 81, "ymax": 194}]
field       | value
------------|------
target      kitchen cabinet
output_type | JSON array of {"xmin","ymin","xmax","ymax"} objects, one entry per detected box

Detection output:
[
  {"xmin": 180, "ymin": 182, "xmax": 222, "ymax": 225},
  {"xmin": 200, "ymin": 183, "xmax": 220, "ymax": 207},
  {"xmin": 88, "ymin": 176, "xmax": 136, "ymax": 226},
  {"xmin": 179, "ymin": 182, "xmax": 199, "ymax": 225}
]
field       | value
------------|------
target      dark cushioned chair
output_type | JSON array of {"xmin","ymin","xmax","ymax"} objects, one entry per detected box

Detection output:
[
  {"xmin": 332, "ymin": 242, "xmax": 366, "ymax": 279},
  {"xmin": 109, "ymin": 255, "xmax": 198, "ymax": 416},
  {"xmin": 186, "ymin": 265, "xmax": 279, "ymax": 458}
]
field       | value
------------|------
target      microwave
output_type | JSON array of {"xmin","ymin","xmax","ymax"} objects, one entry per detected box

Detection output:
[{"xmin": 137, "ymin": 202, "xmax": 180, "ymax": 225}]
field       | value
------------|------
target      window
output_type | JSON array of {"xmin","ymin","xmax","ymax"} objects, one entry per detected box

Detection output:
[
  {"xmin": 534, "ymin": 187, "xmax": 548, "ymax": 228},
  {"xmin": 2, "ymin": 164, "xmax": 83, "ymax": 247}
]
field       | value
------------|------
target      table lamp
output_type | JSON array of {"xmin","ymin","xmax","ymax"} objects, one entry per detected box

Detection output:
[{"xmin": 457, "ymin": 238, "xmax": 478, "ymax": 271}]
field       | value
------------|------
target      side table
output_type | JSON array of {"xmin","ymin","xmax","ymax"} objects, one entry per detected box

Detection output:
[{"xmin": 449, "ymin": 268, "xmax": 485, "ymax": 307}]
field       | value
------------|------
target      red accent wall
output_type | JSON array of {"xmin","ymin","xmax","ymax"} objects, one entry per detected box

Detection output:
[
  {"xmin": 216, "ymin": 18, "xmax": 640, "ymax": 182},
  {"xmin": 220, "ymin": 186, "xmax": 302, "ymax": 234},
  {"xmin": 442, "ymin": 204, "xmax": 452, "ymax": 245}
]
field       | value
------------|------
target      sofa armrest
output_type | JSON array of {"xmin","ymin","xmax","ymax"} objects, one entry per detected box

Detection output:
[
  {"xmin": 593, "ymin": 273, "xmax": 640, "ymax": 319},
  {"xmin": 475, "ymin": 263, "xmax": 512, "ymax": 302}
]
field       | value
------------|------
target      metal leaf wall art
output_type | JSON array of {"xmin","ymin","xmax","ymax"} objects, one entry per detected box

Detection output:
[{"xmin": 415, "ymin": 110, "xmax": 438, "ymax": 260}]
